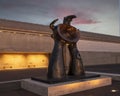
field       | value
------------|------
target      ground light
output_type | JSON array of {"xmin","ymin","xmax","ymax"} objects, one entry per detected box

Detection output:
[{"xmin": 111, "ymin": 89, "xmax": 119, "ymax": 93}]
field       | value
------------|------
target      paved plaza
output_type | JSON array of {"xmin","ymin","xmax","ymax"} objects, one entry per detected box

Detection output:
[{"xmin": 0, "ymin": 64, "xmax": 120, "ymax": 96}]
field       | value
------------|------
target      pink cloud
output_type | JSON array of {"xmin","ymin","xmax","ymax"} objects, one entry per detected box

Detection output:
[
  {"xmin": 73, "ymin": 18, "xmax": 100, "ymax": 24},
  {"xmin": 54, "ymin": 7, "xmax": 100, "ymax": 24},
  {"xmin": 73, "ymin": 12, "xmax": 101, "ymax": 24}
]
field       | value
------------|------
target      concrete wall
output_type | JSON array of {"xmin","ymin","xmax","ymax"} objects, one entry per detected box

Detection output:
[
  {"xmin": 0, "ymin": 19, "xmax": 120, "ymax": 66},
  {"xmin": 0, "ymin": 32, "xmax": 53, "ymax": 53},
  {"xmin": 80, "ymin": 51, "xmax": 120, "ymax": 66},
  {"xmin": 0, "ymin": 30, "xmax": 120, "ymax": 66},
  {"xmin": 77, "ymin": 40, "xmax": 120, "ymax": 66}
]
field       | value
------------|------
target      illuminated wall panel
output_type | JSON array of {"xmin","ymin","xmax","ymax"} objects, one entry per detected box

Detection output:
[
  {"xmin": 26, "ymin": 54, "xmax": 49, "ymax": 68},
  {"xmin": 0, "ymin": 53, "xmax": 49, "ymax": 70}
]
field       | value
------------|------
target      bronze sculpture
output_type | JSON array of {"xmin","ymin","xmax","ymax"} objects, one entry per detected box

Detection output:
[
  {"xmin": 47, "ymin": 15, "xmax": 85, "ymax": 79},
  {"xmin": 31, "ymin": 15, "xmax": 100, "ymax": 83}
]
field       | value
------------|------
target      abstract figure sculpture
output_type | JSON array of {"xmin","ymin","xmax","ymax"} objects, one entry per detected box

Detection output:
[{"xmin": 47, "ymin": 15, "xmax": 85, "ymax": 79}]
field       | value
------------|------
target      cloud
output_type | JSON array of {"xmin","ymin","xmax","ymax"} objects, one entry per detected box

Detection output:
[
  {"xmin": 73, "ymin": 12, "xmax": 101, "ymax": 24},
  {"xmin": 53, "ymin": 7, "xmax": 100, "ymax": 25},
  {"xmin": 0, "ymin": 0, "xmax": 43, "ymax": 9},
  {"xmin": 0, "ymin": 0, "xmax": 118, "ymax": 36},
  {"xmin": 73, "ymin": 18, "xmax": 100, "ymax": 24}
]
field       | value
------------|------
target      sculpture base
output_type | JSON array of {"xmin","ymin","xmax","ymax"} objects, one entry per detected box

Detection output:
[
  {"xmin": 21, "ymin": 76, "xmax": 112, "ymax": 96},
  {"xmin": 31, "ymin": 73, "xmax": 100, "ymax": 84}
]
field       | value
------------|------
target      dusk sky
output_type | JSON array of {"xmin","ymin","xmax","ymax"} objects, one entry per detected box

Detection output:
[{"xmin": 0, "ymin": 0, "xmax": 119, "ymax": 36}]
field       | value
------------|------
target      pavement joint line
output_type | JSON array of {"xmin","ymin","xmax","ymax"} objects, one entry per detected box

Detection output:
[
  {"xmin": 0, "ymin": 79, "xmax": 21, "ymax": 84},
  {"xmin": 86, "ymin": 71, "xmax": 120, "ymax": 77}
]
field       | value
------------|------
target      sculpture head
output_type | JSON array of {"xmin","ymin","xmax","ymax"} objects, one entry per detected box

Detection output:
[
  {"xmin": 63, "ymin": 15, "xmax": 76, "ymax": 25},
  {"xmin": 57, "ymin": 15, "xmax": 80, "ymax": 43}
]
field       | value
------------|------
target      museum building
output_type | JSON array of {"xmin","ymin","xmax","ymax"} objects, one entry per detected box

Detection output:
[{"xmin": 0, "ymin": 19, "xmax": 120, "ymax": 71}]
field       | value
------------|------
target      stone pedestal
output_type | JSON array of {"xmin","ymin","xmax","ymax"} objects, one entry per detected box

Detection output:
[{"xmin": 21, "ymin": 76, "xmax": 111, "ymax": 96}]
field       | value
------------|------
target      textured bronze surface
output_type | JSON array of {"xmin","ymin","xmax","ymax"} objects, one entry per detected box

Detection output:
[
  {"xmin": 57, "ymin": 24, "xmax": 80, "ymax": 43},
  {"xmin": 47, "ymin": 15, "xmax": 85, "ymax": 79}
]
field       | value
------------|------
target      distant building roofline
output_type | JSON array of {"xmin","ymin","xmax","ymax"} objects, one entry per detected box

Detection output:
[{"xmin": 0, "ymin": 18, "xmax": 120, "ymax": 43}]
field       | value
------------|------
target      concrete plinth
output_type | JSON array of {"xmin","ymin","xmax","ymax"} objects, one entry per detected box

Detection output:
[{"xmin": 21, "ymin": 76, "xmax": 111, "ymax": 96}]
